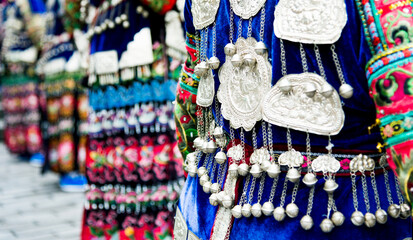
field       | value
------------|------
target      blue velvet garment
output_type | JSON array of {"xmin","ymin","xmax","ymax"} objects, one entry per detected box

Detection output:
[{"xmin": 178, "ymin": 0, "xmax": 413, "ymax": 239}]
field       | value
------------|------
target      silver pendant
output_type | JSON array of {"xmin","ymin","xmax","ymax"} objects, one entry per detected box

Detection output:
[
  {"xmin": 300, "ymin": 215, "xmax": 314, "ymax": 230},
  {"xmin": 273, "ymin": 0, "xmax": 347, "ymax": 44},
  {"xmin": 229, "ymin": 0, "xmax": 267, "ymax": 19},
  {"xmin": 218, "ymin": 37, "xmax": 272, "ymax": 131},
  {"xmin": 263, "ymin": 73, "xmax": 344, "ymax": 136},
  {"xmin": 312, "ymin": 155, "xmax": 341, "ymax": 174},
  {"xmin": 279, "ymin": 149, "xmax": 304, "ymax": 167},
  {"xmin": 227, "ymin": 144, "xmax": 243, "ymax": 161},
  {"xmin": 191, "ymin": 0, "xmax": 220, "ymax": 30},
  {"xmin": 250, "ymin": 147, "xmax": 270, "ymax": 165},
  {"xmin": 197, "ymin": 69, "xmax": 215, "ymax": 107}
]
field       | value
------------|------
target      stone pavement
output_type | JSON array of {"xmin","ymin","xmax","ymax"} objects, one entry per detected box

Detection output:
[{"xmin": 0, "ymin": 144, "xmax": 84, "ymax": 240}]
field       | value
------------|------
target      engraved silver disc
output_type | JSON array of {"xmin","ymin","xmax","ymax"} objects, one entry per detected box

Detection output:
[
  {"xmin": 192, "ymin": 0, "xmax": 221, "ymax": 30},
  {"xmin": 197, "ymin": 69, "xmax": 215, "ymax": 107},
  {"xmin": 229, "ymin": 0, "xmax": 267, "ymax": 19}
]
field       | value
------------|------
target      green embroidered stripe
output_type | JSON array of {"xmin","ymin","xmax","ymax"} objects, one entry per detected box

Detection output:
[
  {"xmin": 369, "ymin": 0, "xmax": 389, "ymax": 51},
  {"xmin": 368, "ymin": 57, "xmax": 413, "ymax": 86},
  {"xmin": 381, "ymin": 111, "xmax": 413, "ymax": 125},
  {"xmin": 385, "ymin": 129, "xmax": 413, "ymax": 146}
]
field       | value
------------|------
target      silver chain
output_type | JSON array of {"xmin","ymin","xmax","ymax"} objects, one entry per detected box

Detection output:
[
  {"xmin": 306, "ymin": 186, "xmax": 315, "ymax": 215},
  {"xmin": 299, "ymin": 43, "xmax": 308, "ymax": 72},
  {"xmin": 286, "ymin": 128, "xmax": 293, "ymax": 151},
  {"xmin": 262, "ymin": 121, "xmax": 268, "ymax": 149},
  {"xmin": 394, "ymin": 175, "xmax": 405, "ymax": 205},
  {"xmin": 237, "ymin": 18, "xmax": 243, "ymax": 40},
  {"xmin": 239, "ymin": 175, "xmax": 251, "ymax": 205},
  {"xmin": 291, "ymin": 180, "xmax": 300, "ymax": 203},
  {"xmin": 330, "ymin": 45, "xmax": 346, "ymax": 85},
  {"xmin": 269, "ymin": 176, "xmax": 279, "ymax": 203},
  {"xmin": 383, "ymin": 168, "xmax": 394, "ymax": 205},
  {"xmin": 306, "ymin": 132, "xmax": 312, "ymax": 172},
  {"xmin": 217, "ymin": 162, "xmax": 227, "ymax": 186},
  {"xmin": 361, "ymin": 173, "xmax": 371, "ymax": 212},
  {"xmin": 370, "ymin": 172, "xmax": 381, "ymax": 210},
  {"xmin": 229, "ymin": 8, "xmax": 234, "ymax": 43},
  {"xmin": 248, "ymin": 177, "xmax": 258, "ymax": 204},
  {"xmin": 351, "ymin": 172, "xmax": 359, "ymax": 211},
  {"xmin": 210, "ymin": 161, "xmax": 218, "ymax": 180},
  {"xmin": 280, "ymin": 39, "xmax": 287, "ymax": 76},
  {"xmin": 259, "ymin": 6, "xmax": 265, "ymax": 41},
  {"xmin": 327, "ymin": 193, "xmax": 333, "ymax": 218},
  {"xmin": 257, "ymin": 174, "xmax": 266, "ymax": 203},
  {"xmin": 213, "ymin": 23, "xmax": 217, "ymax": 57},
  {"xmin": 240, "ymin": 129, "xmax": 246, "ymax": 162},
  {"xmin": 279, "ymin": 177, "xmax": 289, "ymax": 207},
  {"xmin": 196, "ymin": 30, "xmax": 201, "ymax": 63},
  {"xmin": 268, "ymin": 124, "xmax": 274, "ymax": 162},
  {"xmin": 314, "ymin": 44, "xmax": 327, "ymax": 80},
  {"xmin": 247, "ymin": 17, "xmax": 253, "ymax": 38},
  {"xmin": 252, "ymin": 127, "xmax": 258, "ymax": 149}
]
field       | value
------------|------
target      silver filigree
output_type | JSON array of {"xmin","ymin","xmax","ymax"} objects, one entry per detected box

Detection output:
[
  {"xmin": 279, "ymin": 149, "xmax": 304, "ymax": 167},
  {"xmin": 273, "ymin": 0, "xmax": 347, "ymax": 44},
  {"xmin": 218, "ymin": 37, "xmax": 272, "ymax": 131},
  {"xmin": 350, "ymin": 154, "xmax": 375, "ymax": 172},
  {"xmin": 262, "ymin": 73, "xmax": 344, "ymax": 136},
  {"xmin": 191, "ymin": 0, "xmax": 221, "ymax": 30},
  {"xmin": 173, "ymin": 208, "xmax": 188, "ymax": 240},
  {"xmin": 197, "ymin": 69, "xmax": 215, "ymax": 107},
  {"xmin": 229, "ymin": 0, "xmax": 267, "ymax": 19},
  {"xmin": 312, "ymin": 155, "xmax": 341, "ymax": 173},
  {"xmin": 250, "ymin": 147, "xmax": 270, "ymax": 165},
  {"xmin": 227, "ymin": 144, "xmax": 243, "ymax": 161}
]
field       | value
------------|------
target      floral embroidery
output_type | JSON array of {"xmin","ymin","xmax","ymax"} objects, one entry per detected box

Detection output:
[{"xmin": 340, "ymin": 158, "xmax": 351, "ymax": 170}]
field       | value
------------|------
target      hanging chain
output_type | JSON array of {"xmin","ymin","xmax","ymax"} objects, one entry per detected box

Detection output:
[
  {"xmin": 230, "ymin": 127, "xmax": 235, "ymax": 144},
  {"xmin": 279, "ymin": 178, "xmax": 289, "ymax": 207},
  {"xmin": 217, "ymin": 162, "xmax": 227, "ymax": 186},
  {"xmin": 269, "ymin": 175, "xmax": 279, "ymax": 203},
  {"xmin": 291, "ymin": 180, "xmax": 300, "ymax": 203},
  {"xmin": 331, "ymin": 45, "xmax": 346, "ymax": 85},
  {"xmin": 247, "ymin": 17, "xmax": 253, "ymax": 38},
  {"xmin": 268, "ymin": 124, "xmax": 274, "ymax": 162},
  {"xmin": 247, "ymin": 177, "xmax": 257, "ymax": 204},
  {"xmin": 351, "ymin": 172, "xmax": 359, "ymax": 211},
  {"xmin": 299, "ymin": 43, "xmax": 308, "ymax": 73},
  {"xmin": 327, "ymin": 193, "xmax": 333, "ymax": 218},
  {"xmin": 196, "ymin": 31, "xmax": 201, "ymax": 63},
  {"xmin": 361, "ymin": 172, "xmax": 371, "ymax": 213},
  {"xmin": 240, "ymin": 129, "xmax": 246, "ymax": 162},
  {"xmin": 229, "ymin": 8, "xmax": 234, "ymax": 43},
  {"xmin": 210, "ymin": 161, "xmax": 218, "ymax": 181},
  {"xmin": 306, "ymin": 132, "xmax": 312, "ymax": 172},
  {"xmin": 259, "ymin": 6, "xmax": 265, "ymax": 41},
  {"xmin": 203, "ymin": 28, "xmax": 209, "ymax": 61},
  {"xmin": 262, "ymin": 121, "xmax": 268, "ymax": 149},
  {"xmin": 237, "ymin": 18, "xmax": 243, "ymax": 40},
  {"xmin": 306, "ymin": 186, "xmax": 315, "ymax": 215},
  {"xmin": 212, "ymin": 23, "xmax": 217, "ymax": 57},
  {"xmin": 286, "ymin": 128, "xmax": 293, "ymax": 151},
  {"xmin": 252, "ymin": 127, "xmax": 258, "ymax": 150},
  {"xmin": 383, "ymin": 168, "xmax": 394, "ymax": 205},
  {"xmin": 280, "ymin": 39, "xmax": 287, "ymax": 76},
  {"xmin": 370, "ymin": 171, "xmax": 381, "ymax": 210},
  {"xmin": 257, "ymin": 174, "xmax": 266, "ymax": 203},
  {"xmin": 394, "ymin": 175, "xmax": 405, "ymax": 205},
  {"xmin": 314, "ymin": 44, "xmax": 327, "ymax": 80},
  {"xmin": 239, "ymin": 175, "xmax": 252, "ymax": 205}
]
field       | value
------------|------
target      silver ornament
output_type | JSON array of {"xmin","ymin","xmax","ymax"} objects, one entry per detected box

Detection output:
[
  {"xmin": 187, "ymin": 165, "xmax": 197, "ymax": 177},
  {"xmin": 262, "ymin": 202, "xmax": 274, "ymax": 216},
  {"xmin": 203, "ymin": 181, "xmax": 212, "ymax": 193},
  {"xmin": 304, "ymin": 82, "xmax": 317, "ymax": 98},
  {"xmin": 201, "ymin": 140, "xmax": 209, "ymax": 153},
  {"xmin": 251, "ymin": 203, "xmax": 262, "ymax": 217},
  {"xmin": 320, "ymin": 218, "xmax": 334, "ymax": 233},
  {"xmin": 199, "ymin": 174, "xmax": 210, "ymax": 186},
  {"xmin": 120, "ymin": 14, "xmax": 127, "ymax": 21},
  {"xmin": 210, "ymin": 183, "xmax": 220, "ymax": 193},
  {"xmin": 100, "ymin": 22, "xmax": 107, "ymax": 31},
  {"xmin": 300, "ymin": 215, "xmax": 314, "ymax": 230},
  {"xmin": 213, "ymin": 126, "xmax": 224, "ymax": 137},
  {"xmin": 250, "ymin": 164, "xmax": 263, "ymax": 178},
  {"xmin": 331, "ymin": 211, "xmax": 345, "ymax": 226},
  {"xmin": 399, "ymin": 203, "xmax": 411, "ymax": 219},
  {"xmin": 323, "ymin": 179, "xmax": 339, "ymax": 193},
  {"xmin": 208, "ymin": 56, "xmax": 220, "ymax": 70},
  {"xmin": 388, "ymin": 204, "xmax": 401, "ymax": 218},
  {"xmin": 205, "ymin": 141, "xmax": 217, "ymax": 154},
  {"xmin": 194, "ymin": 61, "xmax": 209, "ymax": 77},
  {"xmin": 278, "ymin": 78, "xmax": 292, "ymax": 93},
  {"xmin": 375, "ymin": 209, "xmax": 388, "ymax": 224},
  {"xmin": 273, "ymin": 206, "xmax": 286, "ymax": 222},
  {"xmin": 215, "ymin": 151, "xmax": 227, "ymax": 164},
  {"xmin": 321, "ymin": 84, "xmax": 334, "ymax": 98},
  {"xmin": 197, "ymin": 166, "xmax": 207, "ymax": 177},
  {"xmin": 193, "ymin": 137, "xmax": 203, "ymax": 149},
  {"xmin": 260, "ymin": 159, "xmax": 271, "ymax": 171},
  {"xmin": 115, "ymin": 16, "xmax": 122, "ymax": 24},
  {"xmin": 224, "ymin": 43, "xmax": 236, "ymax": 56},
  {"xmin": 122, "ymin": 21, "xmax": 130, "ymax": 28},
  {"xmin": 231, "ymin": 54, "xmax": 243, "ymax": 67},
  {"xmin": 364, "ymin": 212, "xmax": 376, "ymax": 228},
  {"xmin": 222, "ymin": 194, "xmax": 233, "ymax": 209},
  {"xmin": 232, "ymin": 205, "xmax": 242, "ymax": 218},
  {"xmin": 285, "ymin": 203, "xmax": 299, "ymax": 218},
  {"xmin": 243, "ymin": 53, "xmax": 256, "ymax": 67},
  {"xmin": 228, "ymin": 164, "xmax": 239, "ymax": 178},
  {"xmin": 302, "ymin": 173, "xmax": 317, "ymax": 187},
  {"xmin": 94, "ymin": 26, "xmax": 102, "ymax": 34},
  {"xmin": 254, "ymin": 41, "xmax": 267, "ymax": 55},
  {"xmin": 209, "ymin": 193, "xmax": 219, "ymax": 206},
  {"xmin": 339, "ymin": 84, "xmax": 353, "ymax": 99},
  {"xmin": 286, "ymin": 168, "xmax": 301, "ymax": 183},
  {"xmin": 242, "ymin": 204, "xmax": 252, "ymax": 218},
  {"xmin": 238, "ymin": 163, "xmax": 250, "ymax": 176},
  {"xmin": 351, "ymin": 211, "xmax": 365, "ymax": 226},
  {"xmin": 217, "ymin": 191, "xmax": 225, "ymax": 204},
  {"xmin": 267, "ymin": 164, "xmax": 281, "ymax": 178}
]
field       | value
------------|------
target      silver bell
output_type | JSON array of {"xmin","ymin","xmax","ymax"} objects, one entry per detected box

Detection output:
[
  {"xmin": 231, "ymin": 54, "xmax": 243, "ymax": 68},
  {"xmin": 115, "ymin": 16, "xmax": 122, "ymax": 24},
  {"xmin": 243, "ymin": 53, "xmax": 256, "ymax": 67},
  {"xmin": 213, "ymin": 126, "xmax": 224, "ymax": 137},
  {"xmin": 388, "ymin": 204, "xmax": 401, "ymax": 218},
  {"xmin": 203, "ymin": 181, "xmax": 212, "ymax": 193},
  {"xmin": 399, "ymin": 203, "xmax": 411, "ymax": 219},
  {"xmin": 351, "ymin": 211, "xmax": 365, "ymax": 226},
  {"xmin": 215, "ymin": 151, "xmax": 227, "ymax": 164},
  {"xmin": 194, "ymin": 61, "xmax": 209, "ymax": 77},
  {"xmin": 278, "ymin": 78, "xmax": 292, "ymax": 93},
  {"xmin": 186, "ymin": 152, "xmax": 197, "ymax": 163},
  {"xmin": 206, "ymin": 141, "xmax": 217, "ymax": 154},
  {"xmin": 210, "ymin": 183, "xmax": 220, "ymax": 193},
  {"xmin": 273, "ymin": 206, "xmax": 286, "ymax": 222},
  {"xmin": 300, "ymin": 215, "xmax": 314, "ymax": 230},
  {"xmin": 262, "ymin": 202, "xmax": 274, "ymax": 216},
  {"xmin": 285, "ymin": 203, "xmax": 299, "ymax": 218},
  {"xmin": 193, "ymin": 137, "xmax": 203, "ymax": 149},
  {"xmin": 122, "ymin": 21, "xmax": 130, "ymax": 29},
  {"xmin": 364, "ymin": 212, "xmax": 376, "ymax": 228},
  {"xmin": 302, "ymin": 173, "xmax": 317, "ymax": 187},
  {"xmin": 201, "ymin": 140, "xmax": 209, "ymax": 153},
  {"xmin": 199, "ymin": 174, "xmax": 210, "ymax": 186},
  {"xmin": 228, "ymin": 163, "xmax": 239, "ymax": 178},
  {"xmin": 238, "ymin": 163, "xmax": 250, "ymax": 176},
  {"xmin": 232, "ymin": 205, "xmax": 242, "ymax": 218},
  {"xmin": 320, "ymin": 218, "xmax": 334, "ymax": 233},
  {"xmin": 250, "ymin": 164, "xmax": 263, "ymax": 178},
  {"xmin": 187, "ymin": 165, "xmax": 197, "ymax": 177},
  {"xmin": 242, "ymin": 203, "xmax": 252, "ymax": 217},
  {"xmin": 217, "ymin": 191, "xmax": 225, "ymax": 204},
  {"xmin": 222, "ymin": 194, "xmax": 233, "ymax": 208},
  {"xmin": 209, "ymin": 193, "xmax": 219, "ymax": 206},
  {"xmin": 286, "ymin": 168, "xmax": 301, "ymax": 183},
  {"xmin": 375, "ymin": 209, "xmax": 388, "ymax": 224},
  {"xmin": 107, "ymin": 21, "xmax": 115, "ymax": 29},
  {"xmin": 304, "ymin": 82, "xmax": 317, "ymax": 98},
  {"xmin": 197, "ymin": 166, "xmax": 207, "ymax": 177},
  {"xmin": 224, "ymin": 43, "xmax": 236, "ymax": 56},
  {"xmin": 251, "ymin": 203, "xmax": 262, "ymax": 218},
  {"xmin": 323, "ymin": 179, "xmax": 339, "ymax": 193},
  {"xmin": 331, "ymin": 211, "xmax": 345, "ymax": 226},
  {"xmin": 267, "ymin": 164, "xmax": 281, "ymax": 178},
  {"xmin": 208, "ymin": 56, "xmax": 220, "ymax": 70},
  {"xmin": 94, "ymin": 26, "xmax": 102, "ymax": 34},
  {"xmin": 260, "ymin": 159, "xmax": 271, "ymax": 171},
  {"xmin": 321, "ymin": 84, "xmax": 334, "ymax": 98},
  {"xmin": 339, "ymin": 83, "xmax": 353, "ymax": 99},
  {"xmin": 254, "ymin": 41, "xmax": 267, "ymax": 55},
  {"xmin": 120, "ymin": 14, "xmax": 127, "ymax": 21}
]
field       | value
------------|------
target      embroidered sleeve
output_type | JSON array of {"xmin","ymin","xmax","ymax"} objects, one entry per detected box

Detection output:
[
  {"xmin": 357, "ymin": 0, "xmax": 413, "ymax": 207},
  {"xmin": 174, "ymin": 1, "xmax": 200, "ymax": 168}
]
